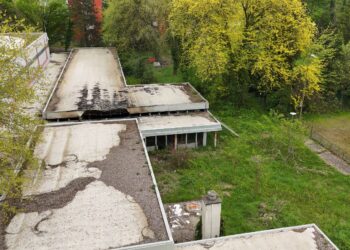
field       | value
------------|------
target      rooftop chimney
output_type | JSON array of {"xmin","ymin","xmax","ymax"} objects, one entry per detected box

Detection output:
[{"xmin": 201, "ymin": 190, "xmax": 221, "ymax": 239}]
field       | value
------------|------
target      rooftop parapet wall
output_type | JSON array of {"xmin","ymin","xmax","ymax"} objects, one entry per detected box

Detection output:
[
  {"xmin": 138, "ymin": 112, "xmax": 221, "ymax": 137},
  {"xmin": 175, "ymin": 224, "xmax": 338, "ymax": 250},
  {"xmin": 125, "ymin": 83, "xmax": 209, "ymax": 114},
  {"xmin": 43, "ymin": 48, "xmax": 127, "ymax": 120},
  {"xmin": 0, "ymin": 33, "xmax": 50, "ymax": 68}
]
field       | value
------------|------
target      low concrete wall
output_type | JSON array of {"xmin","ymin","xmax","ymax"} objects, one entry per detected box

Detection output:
[{"xmin": 118, "ymin": 240, "xmax": 174, "ymax": 250}]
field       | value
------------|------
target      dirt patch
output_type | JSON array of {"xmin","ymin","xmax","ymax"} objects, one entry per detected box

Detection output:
[
  {"xmin": 17, "ymin": 177, "xmax": 95, "ymax": 213},
  {"xmin": 0, "ymin": 177, "xmax": 95, "ymax": 249},
  {"xmin": 312, "ymin": 226, "xmax": 337, "ymax": 250},
  {"xmin": 165, "ymin": 201, "xmax": 201, "ymax": 243},
  {"xmin": 90, "ymin": 121, "xmax": 168, "ymax": 243}
]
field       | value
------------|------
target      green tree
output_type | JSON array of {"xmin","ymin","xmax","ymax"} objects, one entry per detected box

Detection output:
[
  {"xmin": 291, "ymin": 54, "xmax": 322, "ymax": 117},
  {"xmin": 103, "ymin": 0, "xmax": 158, "ymax": 52},
  {"xmin": 44, "ymin": 0, "xmax": 70, "ymax": 46},
  {"xmin": 14, "ymin": 0, "xmax": 70, "ymax": 46},
  {"xmin": 337, "ymin": 42, "xmax": 350, "ymax": 105},
  {"xmin": 0, "ymin": 13, "xmax": 42, "ymax": 215},
  {"xmin": 338, "ymin": 0, "xmax": 350, "ymax": 42},
  {"xmin": 169, "ymin": 0, "xmax": 320, "ymax": 108}
]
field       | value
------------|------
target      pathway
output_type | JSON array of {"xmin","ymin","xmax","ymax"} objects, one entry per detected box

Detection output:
[{"xmin": 305, "ymin": 139, "xmax": 350, "ymax": 175}]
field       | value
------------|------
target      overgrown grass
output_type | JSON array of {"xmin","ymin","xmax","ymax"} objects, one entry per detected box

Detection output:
[
  {"xmin": 121, "ymin": 50, "xmax": 183, "ymax": 85},
  {"xmin": 125, "ymin": 65, "xmax": 183, "ymax": 85},
  {"xmin": 151, "ymin": 108, "xmax": 350, "ymax": 248}
]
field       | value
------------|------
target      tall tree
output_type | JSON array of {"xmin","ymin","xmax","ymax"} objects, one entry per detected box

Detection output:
[
  {"xmin": 103, "ymin": 0, "xmax": 158, "ymax": 52},
  {"xmin": 169, "ymin": 0, "xmax": 321, "ymax": 112},
  {"xmin": 14, "ymin": 0, "xmax": 70, "ymax": 46},
  {"xmin": 338, "ymin": 0, "xmax": 350, "ymax": 42},
  {"xmin": 0, "ymin": 13, "xmax": 42, "ymax": 213}
]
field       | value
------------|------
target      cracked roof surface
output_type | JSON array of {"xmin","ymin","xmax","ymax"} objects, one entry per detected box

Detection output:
[{"xmin": 2, "ymin": 120, "xmax": 168, "ymax": 250}]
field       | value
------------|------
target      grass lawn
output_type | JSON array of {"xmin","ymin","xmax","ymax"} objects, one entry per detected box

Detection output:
[
  {"xmin": 121, "ymin": 50, "xmax": 183, "ymax": 85},
  {"xmin": 126, "ymin": 65, "xmax": 183, "ymax": 85},
  {"xmin": 151, "ymin": 108, "xmax": 350, "ymax": 249},
  {"xmin": 308, "ymin": 113, "xmax": 350, "ymax": 157}
]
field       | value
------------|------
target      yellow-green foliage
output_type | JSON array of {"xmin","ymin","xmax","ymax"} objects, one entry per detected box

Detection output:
[
  {"xmin": 169, "ymin": 0, "xmax": 322, "ymax": 111},
  {"xmin": 291, "ymin": 54, "xmax": 322, "ymax": 114},
  {"xmin": 0, "ymin": 13, "xmax": 42, "ymax": 211}
]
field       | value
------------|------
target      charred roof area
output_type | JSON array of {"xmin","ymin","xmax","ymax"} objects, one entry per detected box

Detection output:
[{"xmin": 43, "ymin": 48, "xmax": 208, "ymax": 120}]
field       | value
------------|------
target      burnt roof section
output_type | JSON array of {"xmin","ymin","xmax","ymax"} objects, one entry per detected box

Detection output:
[
  {"xmin": 42, "ymin": 47, "xmax": 209, "ymax": 120},
  {"xmin": 43, "ymin": 48, "xmax": 127, "ymax": 120},
  {"xmin": 1, "ymin": 120, "xmax": 170, "ymax": 250}
]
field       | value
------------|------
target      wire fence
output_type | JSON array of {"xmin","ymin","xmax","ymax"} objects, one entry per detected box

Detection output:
[{"xmin": 310, "ymin": 127, "xmax": 350, "ymax": 164}]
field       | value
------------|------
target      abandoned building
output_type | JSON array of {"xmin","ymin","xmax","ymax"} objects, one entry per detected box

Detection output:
[
  {"xmin": 42, "ymin": 47, "xmax": 222, "ymax": 150},
  {"xmin": 0, "ymin": 34, "xmax": 340, "ymax": 250}
]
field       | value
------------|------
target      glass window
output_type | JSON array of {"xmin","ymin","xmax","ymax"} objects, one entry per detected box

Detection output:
[
  {"xmin": 157, "ymin": 136, "xmax": 166, "ymax": 149},
  {"xmin": 178, "ymin": 134, "xmax": 186, "ymax": 144},
  {"xmin": 187, "ymin": 133, "xmax": 196, "ymax": 143},
  {"xmin": 146, "ymin": 136, "xmax": 156, "ymax": 147}
]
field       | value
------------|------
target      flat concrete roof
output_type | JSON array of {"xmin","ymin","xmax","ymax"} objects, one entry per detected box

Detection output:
[
  {"xmin": 44, "ymin": 48, "xmax": 126, "ymax": 119},
  {"xmin": 175, "ymin": 224, "xmax": 338, "ymax": 250},
  {"xmin": 125, "ymin": 83, "xmax": 209, "ymax": 114},
  {"xmin": 138, "ymin": 112, "xmax": 222, "ymax": 137},
  {"xmin": 25, "ymin": 53, "xmax": 68, "ymax": 116},
  {"xmin": 1, "ymin": 120, "xmax": 170, "ymax": 250}
]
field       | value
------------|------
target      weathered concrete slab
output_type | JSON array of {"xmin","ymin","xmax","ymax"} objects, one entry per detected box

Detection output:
[
  {"xmin": 126, "ymin": 83, "xmax": 208, "ymax": 114},
  {"xmin": 175, "ymin": 225, "xmax": 338, "ymax": 250},
  {"xmin": 2, "ymin": 120, "xmax": 170, "ymax": 250},
  {"xmin": 138, "ymin": 112, "xmax": 222, "ymax": 137}
]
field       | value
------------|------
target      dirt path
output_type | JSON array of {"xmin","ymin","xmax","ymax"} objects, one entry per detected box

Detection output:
[{"xmin": 305, "ymin": 139, "xmax": 350, "ymax": 175}]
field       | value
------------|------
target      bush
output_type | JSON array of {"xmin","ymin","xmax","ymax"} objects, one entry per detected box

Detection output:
[{"xmin": 140, "ymin": 66, "xmax": 155, "ymax": 84}]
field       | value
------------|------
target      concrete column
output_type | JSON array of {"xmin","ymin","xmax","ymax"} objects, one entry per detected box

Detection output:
[
  {"xmin": 214, "ymin": 132, "xmax": 218, "ymax": 147},
  {"xmin": 195, "ymin": 133, "xmax": 198, "ymax": 148},
  {"xmin": 201, "ymin": 190, "xmax": 221, "ymax": 239},
  {"xmin": 203, "ymin": 132, "xmax": 207, "ymax": 146},
  {"xmin": 174, "ymin": 134, "xmax": 178, "ymax": 150}
]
